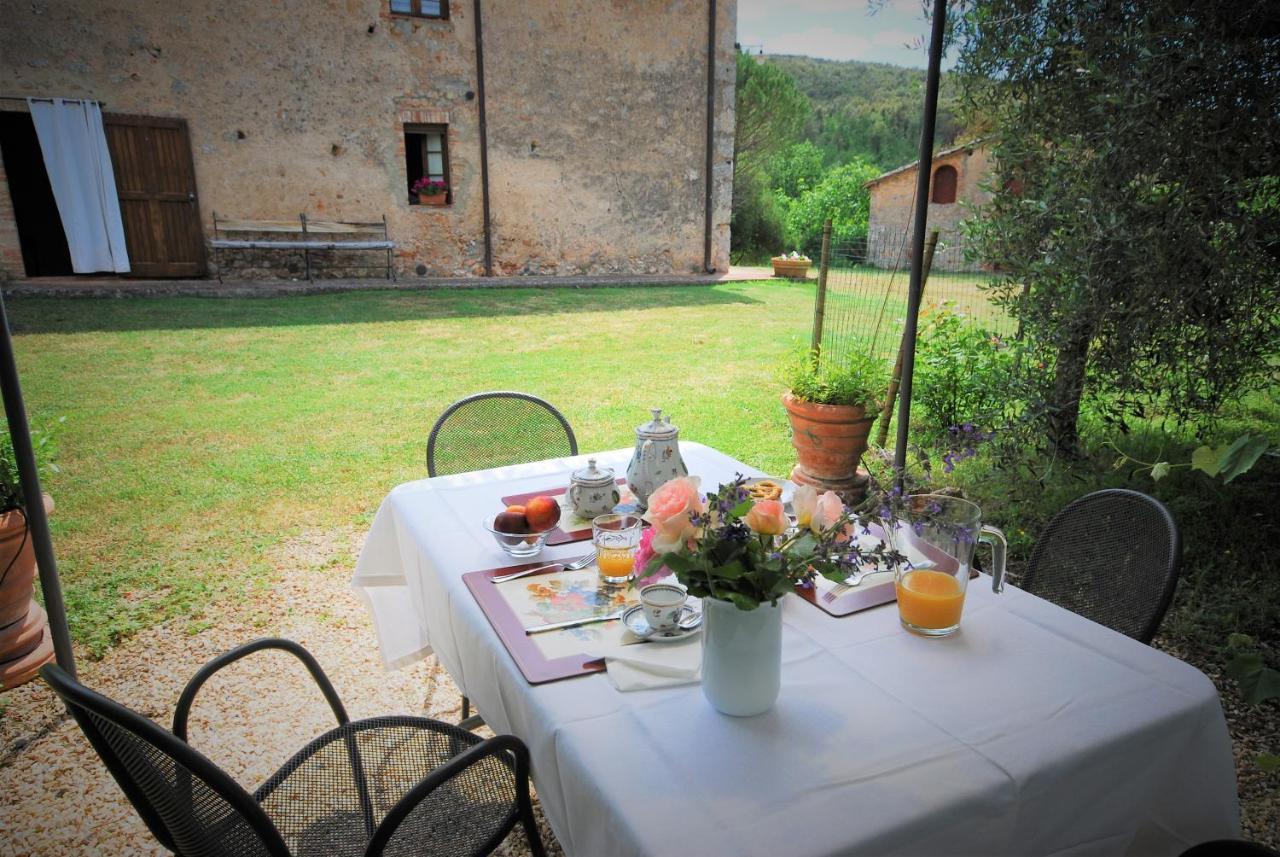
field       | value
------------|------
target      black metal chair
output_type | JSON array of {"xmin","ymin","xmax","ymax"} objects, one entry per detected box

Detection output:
[
  {"xmin": 1020, "ymin": 489, "xmax": 1181, "ymax": 644},
  {"xmin": 41, "ymin": 638, "xmax": 546, "ymax": 857},
  {"xmin": 426, "ymin": 391, "xmax": 578, "ymax": 727},
  {"xmin": 426, "ymin": 391, "xmax": 578, "ymax": 478}
]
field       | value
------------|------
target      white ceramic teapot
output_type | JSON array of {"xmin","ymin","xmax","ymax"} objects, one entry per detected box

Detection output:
[{"xmin": 626, "ymin": 408, "xmax": 688, "ymax": 510}]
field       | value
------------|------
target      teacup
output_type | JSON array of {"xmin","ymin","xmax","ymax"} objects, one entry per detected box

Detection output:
[{"xmin": 639, "ymin": 583, "xmax": 687, "ymax": 633}]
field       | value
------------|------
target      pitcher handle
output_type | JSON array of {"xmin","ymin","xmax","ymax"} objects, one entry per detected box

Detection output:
[{"xmin": 978, "ymin": 525, "xmax": 1008, "ymax": 593}]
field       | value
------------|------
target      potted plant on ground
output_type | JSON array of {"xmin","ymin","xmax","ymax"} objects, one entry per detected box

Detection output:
[
  {"xmin": 0, "ymin": 419, "xmax": 60, "ymax": 691},
  {"xmin": 641, "ymin": 475, "xmax": 902, "ymax": 716},
  {"xmin": 781, "ymin": 350, "xmax": 886, "ymax": 497},
  {"xmin": 771, "ymin": 251, "xmax": 812, "ymax": 279},
  {"xmin": 411, "ymin": 177, "xmax": 449, "ymax": 206}
]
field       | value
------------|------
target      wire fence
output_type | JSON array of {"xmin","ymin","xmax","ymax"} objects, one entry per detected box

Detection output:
[{"xmin": 815, "ymin": 227, "xmax": 1015, "ymax": 369}]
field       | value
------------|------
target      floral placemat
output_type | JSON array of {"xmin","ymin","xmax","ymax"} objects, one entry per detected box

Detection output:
[{"xmin": 463, "ymin": 561, "xmax": 641, "ymax": 683}]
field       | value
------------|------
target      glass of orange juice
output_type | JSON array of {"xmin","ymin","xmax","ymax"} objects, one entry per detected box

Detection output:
[
  {"xmin": 592, "ymin": 514, "xmax": 644, "ymax": 584},
  {"xmin": 895, "ymin": 495, "xmax": 1007, "ymax": 637}
]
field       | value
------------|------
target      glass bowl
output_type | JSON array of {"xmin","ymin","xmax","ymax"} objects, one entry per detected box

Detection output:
[{"xmin": 482, "ymin": 518, "xmax": 556, "ymax": 559}]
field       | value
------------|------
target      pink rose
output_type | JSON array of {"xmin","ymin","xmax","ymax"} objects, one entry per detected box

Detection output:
[
  {"xmin": 644, "ymin": 476, "xmax": 706, "ymax": 552},
  {"xmin": 744, "ymin": 499, "xmax": 788, "ymax": 536},
  {"xmin": 810, "ymin": 491, "xmax": 845, "ymax": 534},
  {"xmin": 633, "ymin": 528, "xmax": 673, "ymax": 587}
]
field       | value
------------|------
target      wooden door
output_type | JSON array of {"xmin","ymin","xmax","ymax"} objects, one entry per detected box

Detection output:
[{"xmin": 103, "ymin": 115, "xmax": 206, "ymax": 277}]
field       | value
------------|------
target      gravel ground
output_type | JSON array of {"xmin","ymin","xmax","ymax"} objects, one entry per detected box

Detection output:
[
  {"xmin": 2, "ymin": 529, "xmax": 1275, "ymax": 855},
  {"xmin": 0, "ymin": 528, "xmax": 562, "ymax": 857}
]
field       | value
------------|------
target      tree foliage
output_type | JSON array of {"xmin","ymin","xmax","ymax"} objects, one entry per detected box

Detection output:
[
  {"xmin": 768, "ymin": 55, "xmax": 973, "ymax": 169},
  {"xmin": 781, "ymin": 158, "xmax": 882, "ymax": 256},
  {"xmin": 766, "ymin": 141, "xmax": 826, "ymax": 200},
  {"xmin": 955, "ymin": 0, "xmax": 1280, "ymax": 452},
  {"xmin": 733, "ymin": 52, "xmax": 811, "ymax": 183}
]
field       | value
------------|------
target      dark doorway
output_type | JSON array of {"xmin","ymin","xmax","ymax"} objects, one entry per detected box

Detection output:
[{"xmin": 0, "ymin": 111, "xmax": 72, "ymax": 277}]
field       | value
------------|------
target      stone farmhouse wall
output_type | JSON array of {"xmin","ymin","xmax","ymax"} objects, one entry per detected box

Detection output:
[
  {"xmin": 865, "ymin": 144, "xmax": 992, "ymax": 272},
  {"xmin": 0, "ymin": 0, "xmax": 736, "ymax": 280}
]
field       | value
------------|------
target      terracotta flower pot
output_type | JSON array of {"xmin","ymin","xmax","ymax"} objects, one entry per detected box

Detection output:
[
  {"xmin": 416, "ymin": 191, "xmax": 448, "ymax": 206},
  {"xmin": 772, "ymin": 257, "xmax": 811, "ymax": 279},
  {"xmin": 0, "ymin": 494, "xmax": 55, "ymax": 690},
  {"xmin": 782, "ymin": 393, "xmax": 875, "ymax": 482}
]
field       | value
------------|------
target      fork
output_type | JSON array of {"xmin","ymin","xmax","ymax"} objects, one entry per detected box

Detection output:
[
  {"xmin": 491, "ymin": 552, "xmax": 594, "ymax": 584},
  {"xmin": 822, "ymin": 569, "xmax": 871, "ymax": 603}
]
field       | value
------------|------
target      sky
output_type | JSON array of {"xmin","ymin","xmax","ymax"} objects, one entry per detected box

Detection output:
[{"xmin": 737, "ymin": 0, "xmax": 952, "ymax": 69}]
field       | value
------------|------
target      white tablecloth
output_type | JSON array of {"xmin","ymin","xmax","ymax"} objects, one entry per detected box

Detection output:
[{"xmin": 352, "ymin": 443, "xmax": 1239, "ymax": 857}]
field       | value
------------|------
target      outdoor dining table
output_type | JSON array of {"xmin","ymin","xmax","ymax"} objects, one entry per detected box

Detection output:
[{"xmin": 351, "ymin": 442, "xmax": 1240, "ymax": 857}]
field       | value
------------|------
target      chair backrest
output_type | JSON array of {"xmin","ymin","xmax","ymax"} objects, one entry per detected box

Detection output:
[
  {"xmin": 1021, "ymin": 489, "xmax": 1181, "ymax": 643},
  {"xmin": 40, "ymin": 664, "xmax": 291, "ymax": 857},
  {"xmin": 426, "ymin": 391, "xmax": 578, "ymax": 477}
]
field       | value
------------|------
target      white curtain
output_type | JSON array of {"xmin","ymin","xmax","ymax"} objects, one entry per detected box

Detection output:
[{"xmin": 28, "ymin": 98, "xmax": 130, "ymax": 273}]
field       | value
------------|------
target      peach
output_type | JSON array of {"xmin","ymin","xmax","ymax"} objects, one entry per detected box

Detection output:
[{"xmin": 525, "ymin": 495, "xmax": 561, "ymax": 531}]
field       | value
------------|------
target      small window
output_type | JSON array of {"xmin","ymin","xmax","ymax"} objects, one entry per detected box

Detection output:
[
  {"xmin": 390, "ymin": 0, "xmax": 448, "ymax": 19},
  {"xmin": 405, "ymin": 124, "xmax": 451, "ymax": 205},
  {"xmin": 931, "ymin": 165, "xmax": 958, "ymax": 204}
]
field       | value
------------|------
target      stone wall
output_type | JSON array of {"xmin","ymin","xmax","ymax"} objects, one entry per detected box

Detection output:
[
  {"xmin": 0, "ymin": 0, "xmax": 735, "ymax": 280},
  {"xmin": 865, "ymin": 144, "xmax": 992, "ymax": 271}
]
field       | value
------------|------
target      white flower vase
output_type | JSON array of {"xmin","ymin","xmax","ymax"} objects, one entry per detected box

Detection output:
[{"xmin": 700, "ymin": 595, "xmax": 783, "ymax": 716}]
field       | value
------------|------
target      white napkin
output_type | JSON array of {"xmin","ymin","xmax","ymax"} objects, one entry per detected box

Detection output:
[{"xmin": 589, "ymin": 633, "xmax": 702, "ymax": 692}]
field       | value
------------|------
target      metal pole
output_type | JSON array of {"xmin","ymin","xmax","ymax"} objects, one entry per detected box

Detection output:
[
  {"xmin": 0, "ymin": 293, "xmax": 75, "ymax": 677},
  {"xmin": 473, "ymin": 0, "xmax": 494, "ymax": 276},
  {"xmin": 702, "ymin": 0, "xmax": 718, "ymax": 273},
  {"xmin": 892, "ymin": 0, "xmax": 948, "ymax": 486},
  {"xmin": 877, "ymin": 230, "xmax": 938, "ymax": 448},
  {"xmin": 812, "ymin": 219, "xmax": 833, "ymax": 355}
]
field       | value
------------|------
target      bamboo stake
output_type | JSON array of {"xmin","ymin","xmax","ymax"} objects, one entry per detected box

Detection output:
[
  {"xmin": 876, "ymin": 229, "xmax": 939, "ymax": 448},
  {"xmin": 811, "ymin": 219, "xmax": 833, "ymax": 356}
]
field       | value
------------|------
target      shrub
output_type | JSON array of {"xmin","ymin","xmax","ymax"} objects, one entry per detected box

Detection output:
[
  {"xmin": 783, "ymin": 349, "xmax": 887, "ymax": 410},
  {"xmin": 912, "ymin": 307, "xmax": 1016, "ymax": 440},
  {"xmin": 781, "ymin": 158, "xmax": 881, "ymax": 257}
]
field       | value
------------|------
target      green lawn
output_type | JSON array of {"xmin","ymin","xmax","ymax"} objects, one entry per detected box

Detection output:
[
  {"xmin": 12, "ymin": 281, "xmax": 1275, "ymax": 664},
  {"xmin": 13, "ymin": 282, "xmax": 828, "ymax": 655}
]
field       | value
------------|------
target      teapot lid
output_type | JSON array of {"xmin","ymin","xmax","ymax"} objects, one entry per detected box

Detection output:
[
  {"xmin": 571, "ymin": 457, "xmax": 615, "ymax": 486},
  {"xmin": 637, "ymin": 408, "xmax": 678, "ymax": 439}
]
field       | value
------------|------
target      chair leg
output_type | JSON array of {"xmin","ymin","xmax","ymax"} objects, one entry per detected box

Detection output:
[
  {"xmin": 513, "ymin": 747, "xmax": 547, "ymax": 857},
  {"xmin": 458, "ymin": 694, "xmax": 484, "ymax": 731},
  {"xmin": 521, "ymin": 797, "xmax": 548, "ymax": 857}
]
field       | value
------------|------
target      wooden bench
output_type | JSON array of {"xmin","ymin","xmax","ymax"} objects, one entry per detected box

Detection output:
[{"xmin": 211, "ymin": 213, "xmax": 395, "ymax": 282}]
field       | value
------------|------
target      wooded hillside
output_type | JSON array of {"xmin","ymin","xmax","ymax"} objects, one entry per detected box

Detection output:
[{"xmin": 763, "ymin": 54, "xmax": 970, "ymax": 170}]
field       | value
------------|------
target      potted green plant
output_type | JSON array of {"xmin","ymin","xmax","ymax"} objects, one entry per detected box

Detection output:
[
  {"xmin": 411, "ymin": 177, "xmax": 449, "ymax": 206},
  {"xmin": 0, "ymin": 419, "xmax": 60, "ymax": 690},
  {"xmin": 771, "ymin": 251, "xmax": 812, "ymax": 279},
  {"xmin": 641, "ymin": 475, "xmax": 901, "ymax": 715},
  {"xmin": 781, "ymin": 350, "xmax": 885, "ymax": 489}
]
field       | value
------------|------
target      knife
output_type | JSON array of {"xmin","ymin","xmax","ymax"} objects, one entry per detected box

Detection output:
[{"xmin": 525, "ymin": 609, "xmax": 627, "ymax": 635}]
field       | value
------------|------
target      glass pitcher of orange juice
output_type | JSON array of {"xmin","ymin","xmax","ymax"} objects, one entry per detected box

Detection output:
[{"xmin": 894, "ymin": 495, "xmax": 1007, "ymax": 637}]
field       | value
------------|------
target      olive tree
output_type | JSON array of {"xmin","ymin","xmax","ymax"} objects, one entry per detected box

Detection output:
[{"xmin": 953, "ymin": 0, "xmax": 1280, "ymax": 453}]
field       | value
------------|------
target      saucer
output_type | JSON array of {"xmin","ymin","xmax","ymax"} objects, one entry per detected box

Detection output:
[{"xmin": 622, "ymin": 604, "xmax": 701, "ymax": 642}]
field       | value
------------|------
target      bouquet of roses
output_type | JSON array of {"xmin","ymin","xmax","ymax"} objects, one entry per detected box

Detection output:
[{"xmin": 638, "ymin": 475, "xmax": 905, "ymax": 611}]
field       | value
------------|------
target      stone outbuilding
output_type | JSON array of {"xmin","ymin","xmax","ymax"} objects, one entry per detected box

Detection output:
[
  {"xmin": 0, "ymin": 0, "xmax": 736, "ymax": 282},
  {"xmin": 864, "ymin": 140, "xmax": 991, "ymax": 271}
]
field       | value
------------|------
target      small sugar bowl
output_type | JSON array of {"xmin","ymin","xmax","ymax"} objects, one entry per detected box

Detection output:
[{"xmin": 568, "ymin": 458, "xmax": 620, "ymax": 519}]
